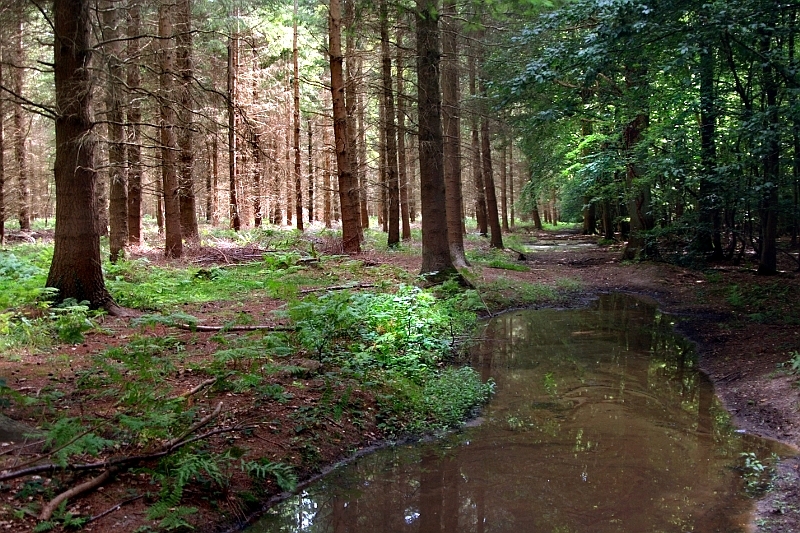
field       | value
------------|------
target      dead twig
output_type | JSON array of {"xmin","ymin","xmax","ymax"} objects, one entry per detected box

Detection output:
[
  {"xmin": 173, "ymin": 378, "xmax": 217, "ymax": 400},
  {"xmin": 86, "ymin": 493, "xmax": 145, "ymax": 524}
]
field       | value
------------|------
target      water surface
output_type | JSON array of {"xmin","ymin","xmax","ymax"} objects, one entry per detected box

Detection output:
[{"xmin": 250, "ymin": 294, "xmax": 790, "ymax": 533}]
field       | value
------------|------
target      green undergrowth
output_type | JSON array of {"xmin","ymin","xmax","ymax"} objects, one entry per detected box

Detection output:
[{"xmin": 723, "ymin": 281, "xmax": 800, "ymax": 325}]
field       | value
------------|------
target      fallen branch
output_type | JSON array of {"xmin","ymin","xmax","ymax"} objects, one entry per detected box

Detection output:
[
  {"xmin": 39, "ymin": 466, "xmax": 118, "ymax": 521},
  {"xmin": 300, "ymin": 283, "xmax": 374, "ymax": 294},
  {"xmin": 174, "ymin": 323, "xmax": 295, "ymax": 332},
  {"xmin": 0, "ymin": 405, "xmax": 234, "ymax": 483}
]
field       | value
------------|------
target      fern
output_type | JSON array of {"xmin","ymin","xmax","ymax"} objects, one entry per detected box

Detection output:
[{"xmin": 242, "ymin": 459, "xmax": 298, "ymax": 492}]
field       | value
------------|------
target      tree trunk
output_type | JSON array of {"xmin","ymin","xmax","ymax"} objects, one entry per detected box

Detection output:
[
  {"xmin": 211, "ymin": 130, "xmax": 220, "ymax": 225},
  {"xmin": 758, "ymin": 34, "xmax": 780, "ymax": 275},
  {"xmin": 697, "ymin": 35, "xmax": 721, "ymax": 259},
  {"xmin": 344, "ymin": 0, "xmax": 366, "ymax": 232},
  {"xmin": 380, "ymin": 2, "xmax": 400, "ymax": 247},
  {"xmin": 441, "ymin": 0, "xmax": 467, "ymax": 265},
  {"xmin": 308, "ymin": 119, "xmax": 315, "ymax": 222},
  {"xmin": 13, "ymin": 9, "xmax": 29, "ymax": 231},
  {"xmin": 227, "ymin": 29, "xmax": 241, "ymax": 231},
  {"xmin": 509, "ymin": 140, "xmax": 515, "ymax": 229},
  {"xmin": 102, "ymin": 0, "xmax": 128, "ymax": 263},
  {"xmin": 126, "ymin": 0, "xmax": 142, "ymax": 245},
  {"xmin": 0, "ymin": 46, "xmax": 5, "ymax": 246},
  {"xmin": 396, "ymin": 31, "xmax": 411, "ymax": 240},
  {"xmin": 323, "ymin": 120, "xmax": 332, "ymax": 228},
  {"xmin": 500, "ymin": 144, "xmax": 509, "ymax": 231},
  {"xmin": 159, "ymin": 1, "xmax": 183, "ymax": 258},
  {"xmin": 481, "ymin": 116, "xmax": 503, "ymax": 249},
  {"xmin": 47, "ymin": 0, "xmax": 116, "ymax": 311},
  {"xmin": 176, "ymin": 0, "xmax": 198, "ymax": 241},
  {"xmin": 468, "ymin": 49, "xmax": 487, "ymax": 236},
  {"xmin": 293, "ymin": 0, "xmax": 304, "ymax": 231},
  {"xmin": 329, "ymin": 0, "xmax": 362, "ymax": 253},
  {"xmin": 416, "ymin": 0, "xmax": 456, "ymax": 277}
]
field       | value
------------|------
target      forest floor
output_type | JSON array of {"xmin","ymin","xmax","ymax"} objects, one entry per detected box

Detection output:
[{"xmin": 1, "ymin": 226, "xmax": 800, "ymax": 533}]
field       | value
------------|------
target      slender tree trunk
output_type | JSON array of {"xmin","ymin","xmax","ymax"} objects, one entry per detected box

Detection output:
[
  {"xmin": 500, "ymin": 144, "xmax": 509, "ymax": 232},
  {"xmin": 396, "ymin": 31, "xmax": 411, "ymax": 240},
  {"xmin": 0, "ymin": 46, "xmax": 5, "ymax": 246},
  {"xmin": 102, "ymin": 0, "xmax": 128, "ymax": 262},
  {"xmin": 441, "ymin": 0, "xmax": 467, "ymax": 265},
  {"xmin": 159, "ymin": 2, "xmax": 182, "ymax": 258},
  {"xmin": 580, "ymin": 115, "xmax": 596, "ymax": 235},
  {"xmin": 481, "ymin": 117, "xmax": 503, "ymax": 248},
  {"xmin": 293, "ymin": 0, "xmax": 303, "ymax": 231},
  {"xmin": 378, "ymin": 98, "xmax": 388, "ymax": 231},
  {"xmin": 356, "ymin": 70, "xmax": 369, "ymax": 229},
  {"xmin": 697, "ymin": 35, "xmax": 721, "ymax": 258},
  {"xmin": 323, "ymin": 120, "xmax": 332, "ymax": 228},
  {"xmin": 48, "ymin": 0, "xmax": 117, "ymax": 311},
  {"xmin": 176, "ymin": 0, "xmax": 198, "ymax": 240},
  {"xmin": 308, "ymin": 120, "xmax": 315, "ymax": 222},
  {"xmin": 759, "ymin": 34, "xmax": 780, "ymax": 275},
  {"xmin": 380, "ymin": 2, "xmax": 400, "ymax": 247},
  {"xmin": 329, "ymin": 0, "xmax": 362, "ymax": 253},
  {"xmin": 227, "ymin": 27, "xmax": 241, "ymax": 231},
  {"xmin": 509, "ymin": 141, "xmax": 515, "ymax": 229},
  {"xmin": 251, "ymin": 52, "xmax": 262, "ymax": 228},
  {"xmin": 211, "ymin": 130, "xmax": 220, "ymax": 225},
  {"xmin": 13, "ymin": 9, "xmax": 29, "ymax": 231},
  {"xmin": 468, "ymin": 50, "xmax": 487, "ymax": 236},
  {"xmin": 416, "ymin": 0, "xmax": 456, "ymax": 277},
  {"xmin": 126, "ymin": 0, "xmax": 142, "ymax": 245},
  {"xmin": 344, "ymin": 0, "xmax": 366, "ymax": 231}
]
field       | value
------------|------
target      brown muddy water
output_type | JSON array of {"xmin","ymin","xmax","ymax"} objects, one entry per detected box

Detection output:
[{"xmin": 248, "ymin": 293, "xmax": 792, "ymax": 533}]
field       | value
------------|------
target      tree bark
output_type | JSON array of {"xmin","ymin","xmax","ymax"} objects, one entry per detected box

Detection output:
[
  {"xmin": 395, "ymin": 30, "xmax": 411, "ymax": 240},
  {"xmin": 126, "ymin": 0, "xmax": 142, "ymax": 245},
  {"xmin": 329, "ymin": 0, "xmax": 362, "ymax": 253},
  {"xmin": 13, "ymin": 8, "xmax": 30, "ymax": 232},
  {"xmin": 102, "ymin": 0, "xmax": 128, "ymax": 263},
  {"xmin": 380, "ymin": 1, "xmax": 400, "ymax": 247},
  {"xmin": 159, "ymin": 2, "xmax": 183, "ymax": 258},
  {"xmin": 697, "ymin": 33, "xmax": 721, "ymax": 259},
  {"xmin": 227, "ymin": 26, "xmax": 241, "ymax": 231},
  {"xmin": 416, "ymin": 0, "xmax": 456, "ymax": 277},
  {"xmin": 481, "ymin": 116, "xmax": 503, "ymax": 249},
  {"xmin": 47, "ymin": 0, "xmax": 116, "ymax": 312},
  {"xmin": 758, "ymin": 33, "xmax": 780, "ymax": 275},
  {"xmin": 0, "ymin": 45, "xmax": 5, "ymax": 246},
  {"xmin": 293, "ymin": 0, "xmax": 304, "ymax": 231},
  {"xmin": 441, "ymin": 0, "xmax": 467, "ymax": 265},
  {"xmin": 176, "ymin": 0, "xmax": 198, "ymax": 241},
  {"xmin": 468, "ymin": 48, "xmax": 487, "ymax": 236},
  {"xmin": 307, "ymin": 120, "xmax": 314, "ymax": 221}
]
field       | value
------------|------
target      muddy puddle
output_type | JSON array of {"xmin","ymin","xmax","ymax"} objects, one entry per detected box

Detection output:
[{"xmin": 248, "ymin": 293, "xmax": 793, "ymax": 532}]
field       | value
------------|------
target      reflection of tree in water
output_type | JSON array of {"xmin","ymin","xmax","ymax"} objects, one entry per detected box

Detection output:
[{"xmin": 250, "ymin": 294, "xmax": 788, "ymax": 533}]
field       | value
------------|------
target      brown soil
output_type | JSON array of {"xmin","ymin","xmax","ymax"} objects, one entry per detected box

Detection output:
[{"xmin": 1, "ymin": 228, "xmax": 799, "ymax": 533}]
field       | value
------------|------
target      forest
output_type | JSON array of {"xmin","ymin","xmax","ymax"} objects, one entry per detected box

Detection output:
[{"xmin": 0, "ymin": 0, "xmax": 799, "ymax": 531}]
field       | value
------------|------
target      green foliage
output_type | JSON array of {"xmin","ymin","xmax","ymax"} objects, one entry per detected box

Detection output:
[
  {"xmin": 377, "ymin": 367, "xmax": 494, "ymax": 435},
  {"xmin": 242, "ymin": 459, "xmax": 298, "ymax": 492},
  {"xmin": 467, "ymin": 247, "xmax": 529, "ymax": 271},
  {"xmin": 725, "ymin": 283, "xmax": 800, "ymax": 325},
  {"xmin": 740, "ymin": 452, "xmax": 775, "ymax": 496}
]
